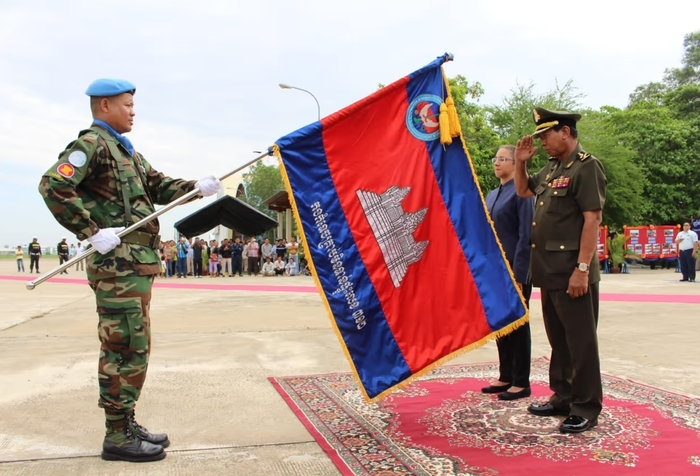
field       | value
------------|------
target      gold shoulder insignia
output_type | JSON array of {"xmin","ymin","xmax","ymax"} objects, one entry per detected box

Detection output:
[{"xmin": 578, "ymin": 151, "xmax": 591, "ymax": 161}]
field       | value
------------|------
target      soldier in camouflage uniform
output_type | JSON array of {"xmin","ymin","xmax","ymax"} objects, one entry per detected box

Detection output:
[{"xmin": 38, "ymin": 78, "xmax": 221, "ymax": 462}]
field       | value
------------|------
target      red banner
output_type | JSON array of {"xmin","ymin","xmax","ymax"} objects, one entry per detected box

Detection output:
[
  {"xmin": 597, "ymin": 226, "xmax": 608, "ymax": 262},
  {"xmin": 623, "ymin": 225, "xmax": 680, "ymax": 260}
]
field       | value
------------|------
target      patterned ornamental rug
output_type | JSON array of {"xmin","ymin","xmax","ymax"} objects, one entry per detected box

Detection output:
[{"xmin": 269, "ymin": 358, "xmax": 700, "ymax": 475}]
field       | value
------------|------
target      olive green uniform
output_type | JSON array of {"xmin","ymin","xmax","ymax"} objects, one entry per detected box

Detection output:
[{"xmin": 527, "ymin": 143, "xmax": 607, "ymax": 421}]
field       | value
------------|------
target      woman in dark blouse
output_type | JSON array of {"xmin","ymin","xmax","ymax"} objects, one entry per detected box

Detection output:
[{"xmin": 482, "ymin": 145, "xmax": 535, "ymax": 401}]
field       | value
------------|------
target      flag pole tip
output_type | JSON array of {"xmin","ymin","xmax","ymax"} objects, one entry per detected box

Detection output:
[{"xmin": 444, "ymin": 52, "xmax": 454, "ymax": 62}]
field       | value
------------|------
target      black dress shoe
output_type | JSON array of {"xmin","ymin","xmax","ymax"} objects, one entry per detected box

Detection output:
[
  {"xmin": 527, "ymin": 402, "xmax": 569, "ymax": 417},
  {"xmin": 481, "ymin": 384, "xmax": 511, "ymax": 394},
  {"xmin": 498, "ymin": 387, "xmax": 531, "ymax": 401},
  {"xmin": 559, "ymin": 415, "xmax": 597, "ymax": 433}
]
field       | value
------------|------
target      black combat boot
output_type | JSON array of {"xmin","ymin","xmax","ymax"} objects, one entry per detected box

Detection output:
[
  {"xmin": 102, "ymin": 417, "xmax": 166, "ymax": 462},
  {"xmin": 127, "ymin": 410, "xmax": 171, "ymax": 448}
]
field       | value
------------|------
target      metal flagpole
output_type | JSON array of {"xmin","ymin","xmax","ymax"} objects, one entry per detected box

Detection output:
[{"xmin": 26, "ymin": 149, "xmax": 273, "ymax": 290}]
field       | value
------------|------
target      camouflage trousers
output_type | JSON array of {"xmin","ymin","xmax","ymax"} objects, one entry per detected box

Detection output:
[{"xmin": 89, "ymin": 275, "xmax": 154, "ymax": 415}]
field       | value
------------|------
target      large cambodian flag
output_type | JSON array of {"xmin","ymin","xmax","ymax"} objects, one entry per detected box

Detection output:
[{"xmin": 274, "ymin": 54, "xmax": 527, "ymax": 400}]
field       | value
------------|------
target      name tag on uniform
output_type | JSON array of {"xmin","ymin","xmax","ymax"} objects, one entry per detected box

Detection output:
[{"xmin": 551, "ymin": 177, "xmax": 570, "ymax": 189}]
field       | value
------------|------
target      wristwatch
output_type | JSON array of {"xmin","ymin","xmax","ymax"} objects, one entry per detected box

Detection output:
[{"xmin": 577, "ymin": 263, "xmax": 589, "ymax": 273}]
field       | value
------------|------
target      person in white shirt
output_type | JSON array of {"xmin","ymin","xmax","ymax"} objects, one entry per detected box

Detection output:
[
  {"xmin": 675, "ymin": 222, "xmax": 698, "ymax": 282},
  {"xmin": 261, "ymin": 238, "xmax": 273, "ymax": 263},
  {"xmin": 75, "ymin": 242, "xmax": 85, "ymax": 271},
  {"xmin": 242, "ymin": 240, "xmax": 249, "ymax": 273},
  {"xmin": 186, "ymin": 240, "xmax": 194, "ymax": 276},
  {"xmin": 285, "ymin": 256, "xmax": 299, "ymax": 276},
  {"xmin": 274, "ymin": 256, "xmax": 285, "ymax": 276},
  {"xmin": 261, "ymin": 257, "xmax": 275, "ymax": 277}
]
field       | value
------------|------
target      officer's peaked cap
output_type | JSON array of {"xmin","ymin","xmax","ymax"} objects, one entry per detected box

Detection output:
[{"xmin": 532, "ymin": 107, "xmax": 581, "ymax": 137}]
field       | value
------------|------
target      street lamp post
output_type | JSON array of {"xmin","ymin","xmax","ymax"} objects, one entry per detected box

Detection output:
[{"xmin": 279, "ymin": 83, "xmax": 321, "ymax": 121}]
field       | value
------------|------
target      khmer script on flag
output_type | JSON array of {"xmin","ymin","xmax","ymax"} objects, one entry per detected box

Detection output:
[{"xmin": 273, "ymin": 54, "xmax": 528, "ymax": 400}]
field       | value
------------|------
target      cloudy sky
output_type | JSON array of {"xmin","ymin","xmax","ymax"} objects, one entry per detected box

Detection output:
[{"xmin": 1, "ymin": 0, "xmax": 698, "ymax": 249}]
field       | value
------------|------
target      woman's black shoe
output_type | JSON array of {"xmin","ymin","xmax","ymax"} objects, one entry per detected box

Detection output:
[
  {"xmin": 498, "ymin": 387, "xmax": 531, "ymax": 401},
  {"xmin": 481, "ymin": 384, "xmax": 511, "ymax": 394}
]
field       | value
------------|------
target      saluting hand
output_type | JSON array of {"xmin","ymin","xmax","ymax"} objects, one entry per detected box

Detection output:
[
  {"xmin": 515, "ymin": 136, "xmax": 538, "ymax": 163},
  {"xmin": 567, "ymin": 269, "xmax": 588, "ymax": 298}
]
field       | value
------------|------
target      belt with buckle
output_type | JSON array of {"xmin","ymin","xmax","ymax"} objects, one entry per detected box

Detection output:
[{"xmin": 121, "ymin": 230, "xmax": 161, "ymax": 249}]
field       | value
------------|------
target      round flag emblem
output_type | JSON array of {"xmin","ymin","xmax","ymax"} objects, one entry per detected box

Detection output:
[
  {"xmin": 57, "ymin": 163, "xmax": 75, "ymax": 178},
  {"xmin": 406, "ymin": 94, "xmax": 443, "ymax": 141}
]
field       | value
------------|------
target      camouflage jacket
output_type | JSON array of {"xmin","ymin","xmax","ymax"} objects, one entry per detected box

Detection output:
[{"xmin": 38, "ymin": 125, "xmax": 197, "ymax": 279}]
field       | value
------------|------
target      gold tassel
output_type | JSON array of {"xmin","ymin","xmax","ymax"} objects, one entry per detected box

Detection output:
[
  {"xmin": 445, "ymin": 96, "xmax": 461, "ymax": 137},
  {"xmin": 439, "ymin": 102, "xmax": 452, "ymax": 145}
]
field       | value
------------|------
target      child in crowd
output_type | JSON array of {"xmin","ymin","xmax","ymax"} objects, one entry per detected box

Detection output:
[
  {"xmin": 159, "ymin": 249, "xmax": 166, "ymax": 278},
  {"xmin": 209, "ymin": 245, "xmax": 219, "ymax": 277},
  {"xmin": 16, "ymin": 245, "xmax": 24, "ymax": 272}
]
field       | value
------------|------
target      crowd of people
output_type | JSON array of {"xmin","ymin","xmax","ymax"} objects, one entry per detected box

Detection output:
[
  {"xmin": 155, "ymin": 236, "xmax": 309, "ymax": 278},
  {"xmin": 12, "ymin": 235, "xmax": 311, "ymax": 279}
]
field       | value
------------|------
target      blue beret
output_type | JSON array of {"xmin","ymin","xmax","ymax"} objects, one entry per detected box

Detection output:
[{"xmin": 85, "ymin": 78, "xmax": 136, "ymax": 97}]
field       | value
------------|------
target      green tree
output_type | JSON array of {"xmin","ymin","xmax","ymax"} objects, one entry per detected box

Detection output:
[
  {"xmin": 576, "ymin": 107, "xmax": 645, "ymax": 228},
  {"xmin": 622, "ymin": 31, "xmax": 700, "ymax": 223},
  {"xmin": 610, "ymin": 102, "xmax": 699, "ymax": 223},
  {"xmin": 628, "ymin": 81, "xmax": 668, "ymax": 106},
  {"xmin": 663, "ymin": 31, "xmax": 700, "ymax": 87},
  {"xmin": 630, "ymin": 32, "xmax": 700, "ymax": 105},
  {"xmin": 241, "ymin": 161, "xmax": 284, "ymax": 219}
]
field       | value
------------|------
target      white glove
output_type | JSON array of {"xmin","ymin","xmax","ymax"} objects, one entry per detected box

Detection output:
[
  {"xmin": 196, "ymin": 176, "xmax": 221, "ymax": 197},
  {"xmin": 87, "ymin": 227, "xmax": 125, "ymax": 254}
]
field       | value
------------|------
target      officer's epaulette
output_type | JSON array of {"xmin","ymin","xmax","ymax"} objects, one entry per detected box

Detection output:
[{"xmin": 578, "ymin": 151, "xmax": 591, "ymax": 162}]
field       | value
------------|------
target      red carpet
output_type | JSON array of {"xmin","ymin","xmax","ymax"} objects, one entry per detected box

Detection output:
[{"xmin": 270, "ymin": 358, "xmax": 700, "ymax": 475}]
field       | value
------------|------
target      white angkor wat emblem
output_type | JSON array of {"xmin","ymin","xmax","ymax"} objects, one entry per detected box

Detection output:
[{"xmin": 356, "ymin": 186, "xmax": 428, "ymax": 288}]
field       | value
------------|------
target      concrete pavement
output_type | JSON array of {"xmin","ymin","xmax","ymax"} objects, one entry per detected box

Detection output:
[{"xmin": 0, "ymin": 259, "xmax": 698, "ymax": 475}]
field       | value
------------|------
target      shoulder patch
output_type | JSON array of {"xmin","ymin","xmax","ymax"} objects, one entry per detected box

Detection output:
[
  {"xmin": 46, "ymin": 171, "xmax": 63, "ymax": 180},
  {"xmin": 68, "ymin": 150, "xmax": 87, "ymax": 167},
  {"xmin": 578, "ymin": 151, "xmax": 591, "ymax": 161},
  {"xmin": 57, "ymin": 163, "xmax": 75, "ymax": 178}
]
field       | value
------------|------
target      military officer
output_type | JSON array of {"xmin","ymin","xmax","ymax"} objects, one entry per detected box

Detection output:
[
  {"xmin": 514, "ymin": 108, "xmax": 606, "ymax": 434},
  {"xmin": 38, "ymin": 78, "xmax": 221, "ymax": 462},
  {"xmin": 28, "ymin": 237, "xmax": 42, "ymax": 273},
  {"xmin": 57, "ymin": 237, "xmax": 70, "ymax": 274}
]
